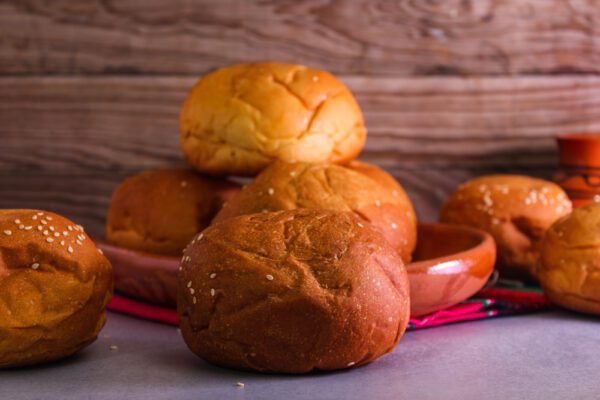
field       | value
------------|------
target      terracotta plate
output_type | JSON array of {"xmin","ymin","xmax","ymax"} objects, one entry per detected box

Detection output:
[
  {"xmin": 98, "ymin": 223, "xmax": 496, "ymax": 314},
  {"xmin": 407, "ymin": 223, "xmax": 496, "ymax": 317},
  {"xmin": 97, "ymin": 241, "xmax": 180, "ymax": 306}
]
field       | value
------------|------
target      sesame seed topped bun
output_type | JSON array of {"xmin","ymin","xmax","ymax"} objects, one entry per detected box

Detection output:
[
  {"xmin": 106, "ymin": 168, "xmax": 240, "ymax": 256},
  {"xmin": 178, "ymin": 209, "xmax": 410, "ymax": 373},
  {"xmin": 0, "ymin": 209, "xmax": 112, "ymax": 368},
  {"xmin": 539, "ymin": 203, "xmax": 600, "ymax": 315},
  {"xmin": 179, "ymin": 62, "xmax": 367, "ymax": 176},
  {"xmin": 440, "ymin": 175, "xmax": 572, "ymax": 282},
  {"xmin": 213, "ymin": 160, "xmax": 417, "ymax": 263}
]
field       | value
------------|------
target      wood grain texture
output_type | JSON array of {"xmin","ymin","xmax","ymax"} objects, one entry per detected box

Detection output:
[
  {"xmin": 2, "ymin": 74, "xmax": 597, "ymax": 232},
  {"xmin": 3, "ymin": 75, "xmax": 600, "ymax": 172},
  {"xmin": 2, "ymin": 0, "xmax": 600, "ymax": 76}
]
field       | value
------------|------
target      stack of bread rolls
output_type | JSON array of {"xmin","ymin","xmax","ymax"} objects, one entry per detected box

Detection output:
[{"xmin": 102, "ymin": 62, "xmax": 416, "ymax": 372}]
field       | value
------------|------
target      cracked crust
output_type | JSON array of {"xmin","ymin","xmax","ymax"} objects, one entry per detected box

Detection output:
[
  {"xmin": 179, "ymin": 62, "xmax": 367, "ymax": 176},
  {"xmin": 178, "ymin": 209, "xmax": 410, "ymax": 373},
  {"xmin": 440, "ymin": 175, "xmax": 572, "ymax": 282},
  {"xmin": 0, "ymin": 210, "xmax": 113, "ymax": 368},
  {"xmin": 539, "ymin": 204, "xmax": 600, "ymax": 315},
  {"xmin": 106, "ymin": 168, "xmax": 240, "ymax": 256},
  {"xmin": 213, "ymin": 160, "xmax": 417, "ymax": 263}
]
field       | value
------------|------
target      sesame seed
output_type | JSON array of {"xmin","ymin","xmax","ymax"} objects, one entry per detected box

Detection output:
[
  {"xmin": 43, "ymin": 230, "xmax": 48, "ymax": 235},
  {"xmin": 76, "ymin": 240, "xmax": 82, "ymax": 245},
  {"xmin": 198, "ymin": 233, "xmax": 203, "ymax": 240},
  {"xmin": 40, "ymin": 220, "xmax": 47, "ymax": 225},
  {"xmin": 68, "ymin": 226, "xmax": 73, "ymax": 231},
  {"xmin": 76, "ymin": 225, "xmax": 84, "ymax": 231},
  {"xmin": 109, "ymin": 345, "xmax": 118, "ymax": 352},
  {"xmin": 54, "ymin": 232, "xmax": 60, "ymax": 237},
  {"xmin": 14, "ymin": 219, "xmax": 21, "ymax": 224},
  {"xmin": 210, "ymin": 288, "xmax": 215, "ymax": 296},
  {"xmin": 31, "ymin": 263, "xmax": 39, "ymax": 270},
  {"xmin": 210, "ymin": 273, "xmax": 216, "ymax": 279},
  {"xmin": 63, "ymin": 231, "xmax": 68, "ymax": 236},
  {"xmin": 32, "ymin": 215, "xmax": 37, "ymax": 220},
  {"xmin": 187, "ymin": 281, "xmax": 192, "ymax": 288},
  {"xmin": 483, "ymin": 194, "xmax": 493, "ymax": 207},
  {"xmin": 391, "ymin": 223, "xmax": 398, "ymax": 230},
  {"xmin": 357, "ymin": 222, "xmax": 364, "ymax": 228},
  {"xmin": 347, "ymin": 362, "xmax": 356, "ymax": 367},
  {"xmin": 37, "ymin": 226, "xmax": 42, "ymax": 231},
  {"xmin": 289, "ymin": 171, "xmax": 297, "ymax": 177},
  {"xmin": 193, "ymin": 296, "xmax": 197, "ymax": 304},
  {"xmin": 178, "ymin": 266, "xmax": 182, "ymax": 271},
  {"xmin": 37, "ymin": 212, "xmax": 43, "ymax": 216},
  {"xmin": 46, "ymin": 237, "xmax": 54, "ymax": 243},
  {"xmin": 267, "ymin": 188, "xmax": 274, "ymax": 196},
  {"xmin": 235, "ymin": 382, "xmax": 245, "ymax": 388},
  {"xmin": 45, "ymin": 216, "xmax": 52, "ymax": 221},
  {"xmin": 67, "ymin": 246, "xmax": 73, "ymax": 254},
  {"xmin": 60, "ymin": 240, "xmax": 65, "ymax": 246},
  {"xmin": 189, "ymin": 288, "xmax": 195, "ymax": 295},
  {"xmin": 375, "ymin": 200, "xmax": 381, "ymax": 207},
  {"xmin": 266, "ymin": 274, "xmax": 274, "ymax": 281},
  {"xmin": 18, "ymin": 224, "xmax": 24, "ymax": 229},
  {"xmin": 3, "ymin": 230, "xmax": 12, "ymax": 236},
  {"xmin": 97, "ymin": 248, "xmax": 104, "ymax": 255},
  {"xmin": 24, "ymin": 226, "xmax": 32, "ymax": 230},
  {"xmin": 49, "ymin": 226, "xmax": 54, "ymax": 232},
  {"xmin": 312, "ymin": 75, "xmax": 319, "ymax": 82}
]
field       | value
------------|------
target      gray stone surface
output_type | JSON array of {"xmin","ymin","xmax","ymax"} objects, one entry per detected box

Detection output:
[{"xmin": 2, "ymin": 311, "xmax": 599, "ymax": 400}]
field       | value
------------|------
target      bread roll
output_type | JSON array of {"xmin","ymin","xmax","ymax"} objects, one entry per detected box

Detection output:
[
  {"xmin": 441, "ymin": 175, "xmax": 572, "ymax": 281},
  {"xmin": 213, "ymin": 160, "xmax": 417, "ymax": 262},
  {"xmin": 106, "ymin": 168, "xmax": 239, "ymax": 256},
  {"xmin": 0, "ymin": 210, "xmax": 112, "ymax": 368},
  {"xmin": 178, "ymin": 209, "xmax": 410, "ymax": 373},
  {"xmin": 180, "ymin": 62, "xmax": 366, "ymax": 176},
  {"xmin": 540, "ymin": 203, "xmax": 600, "ymax": 315}
]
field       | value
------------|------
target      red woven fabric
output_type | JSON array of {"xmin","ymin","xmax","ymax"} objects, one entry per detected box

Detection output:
[{"xmin": 108, "ymin": 287, "xmax": 553, "ymax": 330}]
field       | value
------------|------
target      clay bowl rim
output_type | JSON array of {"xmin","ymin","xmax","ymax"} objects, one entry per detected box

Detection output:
[
  {"xmin": 95, "ymin": 239, "xmax": 180, "ymax": 265},
  {"xmin": 406, "ymin": 222, "xmax": 496, "ymax": 275}
]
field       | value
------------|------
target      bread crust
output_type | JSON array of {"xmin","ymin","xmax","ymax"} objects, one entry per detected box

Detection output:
[
  {"xmin": 440, "ymin": 175, "xmax": 572, "ymax": 281},
  {"xmin": 178, "ymin": 209, "xmax": 410, "ymax": 373},
  {"xmin": 0, "ymin": 210, "xmax": 113, "ymax": 368},
  {"xmin": 213, "ymin": 160, "xmax": 417, "ymax": 262},
  {"xmin": 179, "ymin": 62, "xmax": 366, "ymax": 176},
  {"xmin": 106, "ymin": 168, "xmax": 239, "ymax": 256},
  {"xmin": 539, "ymin": 204, "xmax": 600, "ymax": 315}
]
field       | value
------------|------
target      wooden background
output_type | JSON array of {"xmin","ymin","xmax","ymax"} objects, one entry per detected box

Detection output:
[{"xmin": 2, "ymin": 0, "xmax": 600, "ymax": 236}]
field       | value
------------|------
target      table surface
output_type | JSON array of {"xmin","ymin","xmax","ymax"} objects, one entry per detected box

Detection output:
[{"xmin": 2, "ymin": 311, "xmax": 599, "ymax": 400}]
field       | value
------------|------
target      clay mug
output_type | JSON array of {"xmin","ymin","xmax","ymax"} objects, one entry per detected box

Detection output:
[{"xmin": 555, "ymin": 133, "xmax": 600, "ymax": 208}]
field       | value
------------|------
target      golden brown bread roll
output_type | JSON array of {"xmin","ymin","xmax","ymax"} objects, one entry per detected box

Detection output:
[
  {"xmin": 539, "ymin": 203, "xmax": 600, "ymax": 315},
  {"xmin": 213, "ymin": 160, "xmax": 417, "ymax": 263},
  {"xmin": 0, "ymin": 210, "xmax": 112, "ymax": 368},
  {"xmin": 441, "ymin": 175, "xmax": 572, "ymax": 281},
  {"xmin": 106, "ymin": 168, "xmax": 239, "ymax": 256},
  {"xmin": 178, "ymin": 209, "xmax": 410, "ymax": 373},
  {"xmin": 180, "ymin": 62, "xmax": 366, "ymax": 176}
]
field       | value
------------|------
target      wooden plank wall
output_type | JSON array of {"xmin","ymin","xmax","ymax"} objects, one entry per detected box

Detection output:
[{"xmin": 2, "ymin": 0, "xmax": 600, "ymax": 236}]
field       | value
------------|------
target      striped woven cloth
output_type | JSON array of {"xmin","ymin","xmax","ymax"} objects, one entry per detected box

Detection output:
[{"xmin": 108, "ymin": 285, "xmax": 552, "ymax": 330}]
